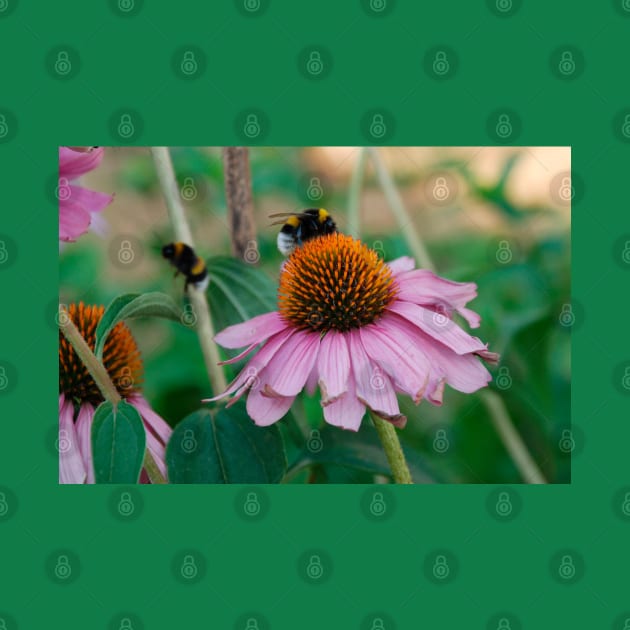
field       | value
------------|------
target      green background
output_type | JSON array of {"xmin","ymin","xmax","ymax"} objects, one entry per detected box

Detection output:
[{"xmin": 1, "ymin": 0, "xmax": 629, "ymax": 628}]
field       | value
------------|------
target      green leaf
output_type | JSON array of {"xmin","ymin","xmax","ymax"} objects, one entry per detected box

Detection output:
[
  {"xmin": 206, "ymin": 256, "xmax": 277, "ymax": 333},
  {"xmin": 166, "ymin": 403, "xmax": 287, "ymax": 483},
  {"xmin": 287, "ymin": 422, "xmax": 437, "ymax": 483},
  {"xmin": 94, "ymin": 292, "xmax": 182, "ymax": 359},
  {"xmin": 91, "ymin": 401, "xmax": 146, "ymax": 483}
]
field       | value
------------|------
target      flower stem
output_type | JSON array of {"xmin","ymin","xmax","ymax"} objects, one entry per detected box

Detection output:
[
  {"xmin": 222, "ymin": 147, "xmax": 258, "ymax": 261},
  {"xmin": 347, "ymin": 147, "xmax": 368, "ymax": 238},
  {"xmin": 366, "ymin": 147, "xmax": 435, "ymax": 272},
  {"xmin": 480, "ymin": 390, "xmax": 548, "ymax": 484},
  {"xmin": 370, "ymin": 411, "xmax": 413, "ymax": 484},
  {"xmin": 58, "ymin": 305, "xmax": 166, "ymax": 484},
  {"xmin": 150, "ymin": 147, "xmax": 228, "ymax": 396}
]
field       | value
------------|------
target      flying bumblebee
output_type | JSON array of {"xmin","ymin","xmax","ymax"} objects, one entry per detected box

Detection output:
[
  {"xmin": 269, "ymin": 208, "xmax": 337, "ymax": 256},
  {"xmin": 162, "ymin": 242, "xmax": 209, "ymax": 291}
]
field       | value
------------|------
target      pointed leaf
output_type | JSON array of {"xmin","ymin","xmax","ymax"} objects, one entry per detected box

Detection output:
[
  {"xmin": 166, "ymin": 403, "xmax": 287, "ymax": 483},
  {"xmin": 94, "ymin": 292, "xmax": 182, "ymax": 359},
  {"xmin": 91, "ymin": 401, "xmax": 146, "ymax": 483}
]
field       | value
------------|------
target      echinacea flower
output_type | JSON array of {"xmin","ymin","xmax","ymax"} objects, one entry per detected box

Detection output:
[
  {"xmin": 58, "ymin": 303, "xmax": 171, "ymax": 483},
  {"xmin": 58, "ymin": 147, "xmax": 113, "ymax": 242},
  {"xmin": 208, "ymin": 233, "xmax": 499, "ymax": 431}
]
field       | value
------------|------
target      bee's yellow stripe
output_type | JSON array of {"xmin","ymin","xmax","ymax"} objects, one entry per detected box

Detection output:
[
  {"xmin": 173, "ymin": 242, "xmax": 185, "ymax": 257},
  {"xmin": 191, "ymin": 258, "xmax": 206, "ymax": 275},
  {"xmin": 287, "ymin": 216, "xmax": 300, "ymax": 227},
  {"xmin": 318, "ymin": 208, "xmax": 329, "ymax": 223}
]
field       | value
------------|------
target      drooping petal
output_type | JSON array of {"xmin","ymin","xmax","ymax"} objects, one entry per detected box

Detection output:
[
  {"xmin": 67, "ymin": 184, "xmax": 113, "ymax": 213},
  {"xmin": 322, "ymin": 371, "xmax": 366, "ymax": 431},
  {"xmin": 388, "ymin": 300, "xmax": 487, "ymax": 355},
  {"xmin": 59, "ymin": 200, "xmax": 92, "ymax": 242},
  {"xmin": 145, "ymin": 427, "xmax": 168, "ymax": 480},
  {"xmin": 75, "ymin": 402, "xmax": 95, "ymax": 483},
  {"xmin": 347, "ymin": 331, "xmax": 404, "ymax": 424},
  {"xmin": 387, "ymin": 256, "xmax": 415, "ymax": 275},
  {"xmin": 205, "ymin": 327, "xmax": 295, "ymax": 402},
  {"xmin": 360, "ymin": 318, "xmax": 430, "ymax": 404},
  {"xmin": 129, "ymin": 394, "xmax": 172, "ymax": 444},
  {"xmin": 317, "ymin": 331, "xmax": 350, "ymax": 404},
  {"xmin": 59, "ymin": 146, "xmax": 105, "ymax": 178},
  {"xmin": 214, "ymin": 312, "xmax": 288, "ymax": 349},
  {"xmin": 59, "ymin": 396, "xmax": 87, "ymax": 484},
  {"xmin": 246, "ymin": 380, "xmax": 295, "ymax": 426}
]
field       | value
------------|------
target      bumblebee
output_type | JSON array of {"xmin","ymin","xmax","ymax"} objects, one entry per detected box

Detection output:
[
  {"xmin": 270, "ymin": 208, "xmax": 337, "ymax": 256},
  {"xmin": 162, "ymin": 242, "xmax": 209, "ymax": 291}
]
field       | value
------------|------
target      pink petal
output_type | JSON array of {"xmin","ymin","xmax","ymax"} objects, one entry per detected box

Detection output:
[
  {"xmin": 59, "ymin": 146, "xmax": 104, "ymax": 178},
  {"xmin": 317, "ymin": 331, "xmax": 350, "ymax": 404},
  {"xmin": 129, "ymin": 394, "xmax": 172, "ymax": 444},
  {"xmin": 75, "ymin": 402, "xmax": 95, "ymax": 483},
  {"xmin": 459, "ymin": 307, "xmax": 481, "ymax": 329},
  {"xmin": 218, "ymin": 342, "xmax": 258, "ymax": 365},
  {"xmin": 145, "ymin": 428, "xmax": 168, "ymax": 480},
  {"xmin": 59, "ymin": 199, "xmax": 92, "ymax": 242},
  {"xmin": 246, "ymin": 381, "xmax": 295, "ymax": 426},
  {"xmin": 214, "ymin": 312, "xmax": 288, "ymax": 349},
  {"xmin": 360, "ymin": 319, "xmax": 430, "ymax": 404},
  {"xmin": 59, "ymin": 397, "xmax": 87, "ymax": 484},
  {"xmin": 263, "ymin": 330, "xmax": 320, "ymax": 397},
  {"xmin": 304, "ymin": 363, "xmax": 319, "ymax": 396},
  {"xmin": 205, "ymin": 328, "xmax": 294, "ymax": 402},
  {"xmin": 322, "ymin": 371, "xmax": 365, "ymax": 431},
  {"xmin": 67, "ymin": 184, "xmax": 113, "ymax": 213},
  {"xmin": 388, "ymin": 300, "xmax": 487, "ymax": 355},
  {"xmin": 347, "ymin": 331, "xmax": 403, "ymax": 423},
  {"xmin": 387, "ymin": 256, "xmax": 415, "ymax": 275}
]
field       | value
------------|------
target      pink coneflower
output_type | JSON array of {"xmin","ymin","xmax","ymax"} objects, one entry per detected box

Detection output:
[
  {"xmin": 58, "ymin": 303, "xmax": 171, "ymax": 483},
  {"xmin": 58, "ymin": 147, "xmax": 113, "ymax": 242},
  {"xmin": 208, "ymin": 233, "xmax": 498, "ymax": 431}
]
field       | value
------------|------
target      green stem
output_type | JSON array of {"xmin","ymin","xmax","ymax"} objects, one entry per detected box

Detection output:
[
  {"xmin": 150, "ymin": 147, "xmax": 228, "ymax": 395},
  {"xmin": 370, "ymin": 411, "xmax": 413, "ymax": 484},
  {"xmin": 366, "ymin": 147, "xmax": 435, "ymax": 272},
  {"xmin": 347, "ymin": 147, "xmax": 368, "ymax": 238},
  {"xmin": 480, "ymin": 390, "xmax": 547, "ymax": 484},
  {"xmin": 58, "ymin": 306, "xmax": 166, "ymax": 484}
]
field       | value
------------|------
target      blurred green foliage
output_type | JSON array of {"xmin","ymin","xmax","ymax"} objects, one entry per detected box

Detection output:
[{"xmin": 60, "ymin": 147, "xmax": 570, "ymax": 483}]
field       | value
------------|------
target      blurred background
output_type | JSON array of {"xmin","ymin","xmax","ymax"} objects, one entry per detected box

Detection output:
[{"xmin": 60, "ymin": 146, "xmax": 571, "ymax": 483}]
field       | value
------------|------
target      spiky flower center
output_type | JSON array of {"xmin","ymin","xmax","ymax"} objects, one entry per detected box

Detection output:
[
  {"xmin": 278, "ymin": 233, "xmax": 397, "ymax": 332},
  {"xmin": 58, "ymin": 303, "xmax": 143, "ymax": 405}
]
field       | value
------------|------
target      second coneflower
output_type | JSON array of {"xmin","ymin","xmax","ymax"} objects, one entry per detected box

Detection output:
[
  {"xmin": 207, "ymin": 233, "xmax": 498, "ymax": 431},
  {"xmin": 58, "ymin": 303, "xmax": 171, "ymax": 483}
]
